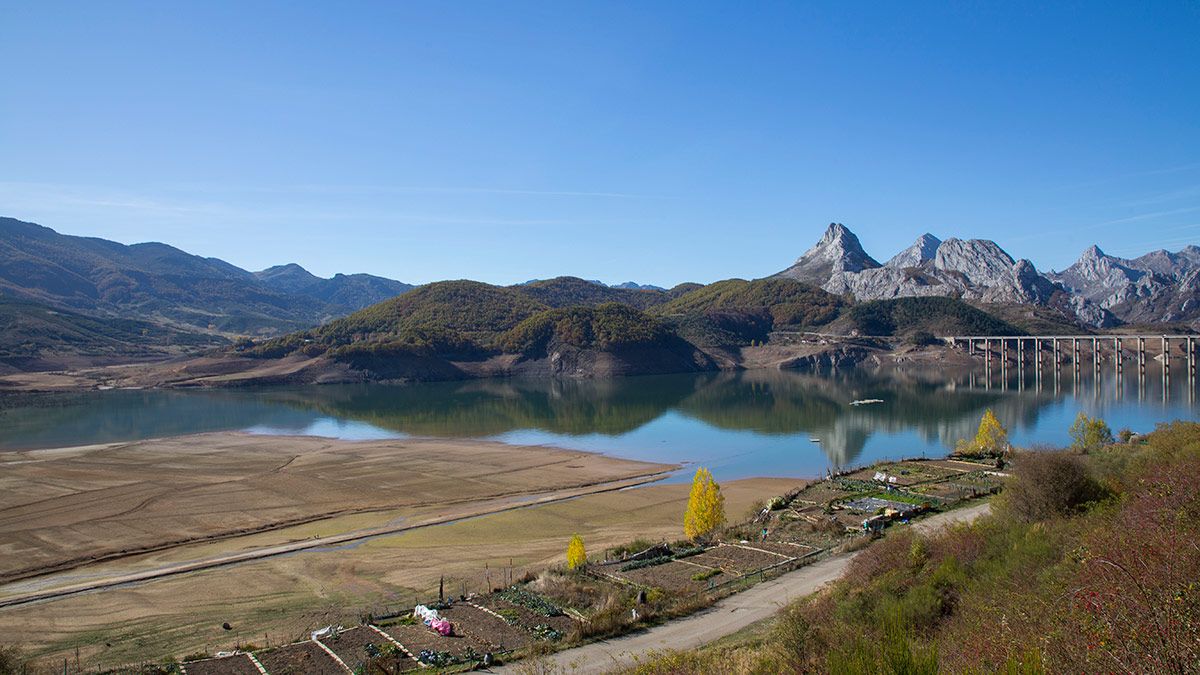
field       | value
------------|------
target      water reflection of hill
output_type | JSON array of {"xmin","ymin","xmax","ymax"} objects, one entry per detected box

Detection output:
[
  {"xmin": 675, "ymin": 370, "xmax": 1058, "ymax": 466},
  {"xmin": 0, "ymin": 390, "xmax": 318, "ymax": 449},
  {"xmin": 2, "ymin": 368, "xmax": 1188, "ymax": 466},
  {"xmin": 261, "ymin": 375, "xmax": 703, "ymax": 437},
  {"xmin": 266, "ymin": 370, "xmax": 1065, "ymax": 467}
]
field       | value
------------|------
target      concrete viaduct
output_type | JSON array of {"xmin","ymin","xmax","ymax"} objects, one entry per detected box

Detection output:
[{"xmin": 943, "ymin": 334, "xmax": 1198, "ymax": 382}]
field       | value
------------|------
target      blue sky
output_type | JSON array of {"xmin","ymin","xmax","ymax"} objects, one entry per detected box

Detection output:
[{"xmin": 1, "ymin": 2, "xmax": 1198, "ymax": 286}]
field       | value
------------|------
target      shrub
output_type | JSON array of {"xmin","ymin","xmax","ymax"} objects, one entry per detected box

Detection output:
[
  {"xmin": 1068, "ymin": 412, "xmax": 1112, "ymax": 452},
  {"xmin": 999, "ymin": 450, "xmax": 1106, "ymax": 522},
  {"xmin": 908, "ymin": 330, "xmax": 939, "ymax": 346},
  {"xmin": 0, "ymin": 647, "xmax": 30, "ymax": 675},
  {"xmin": 609, "ymin": 538, "xmax": 656, "ymax": 558}
]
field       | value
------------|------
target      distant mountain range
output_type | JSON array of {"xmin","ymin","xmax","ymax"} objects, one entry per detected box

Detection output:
[
  {"xmin": 2, "ymin": 214, "xmax": 1197, "ymax": 364},
  {"xmin": 0, "ymin": 217, "xmax": 412, "ymax": 335},
  {"xmin": 775, "ymin": 223, "xmax": 1199, "ymax": 328}
]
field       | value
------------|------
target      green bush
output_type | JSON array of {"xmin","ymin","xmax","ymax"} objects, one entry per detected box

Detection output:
[{"xmin": 1068, "ymin": 412, "xmax": 1113, "ymax": 452}]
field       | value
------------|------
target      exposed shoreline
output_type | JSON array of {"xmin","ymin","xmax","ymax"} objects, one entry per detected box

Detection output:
[
  {"xmin": 0, "ymin": 341, "xmax": 976, "ymax": 393},
  {"xmin": 0, "ymin": 429, "xmax": 795, "ymax": 668},
  {"xmin": 0, "ymin": 432, "xmax": 676, "ymax": 588}
]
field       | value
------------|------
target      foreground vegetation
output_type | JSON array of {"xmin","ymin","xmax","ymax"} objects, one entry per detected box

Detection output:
[{"xmin": 629, "ymin": 421, "xmax": 1200, "ymax": 673}]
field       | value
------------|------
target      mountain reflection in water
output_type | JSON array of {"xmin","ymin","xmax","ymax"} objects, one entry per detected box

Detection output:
[{"xmin": 1, "ymin": 367, "xmax": 1194, "ymax": 479}]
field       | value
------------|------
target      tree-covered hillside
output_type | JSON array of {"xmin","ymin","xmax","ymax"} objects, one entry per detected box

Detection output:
[
  {"xmin": 245, "ymin": 276, "xmax": 1028, "ymax": 366},
  {"xmin": 499, "ymin": 303, "xmax": 674, "ymax": 356},
  {"xmin": 512, "ymin": 277, "xmax": 670, "ymax": 310},
  {"xmin": 653, "ymin": 278, "xmax": 843, "ymax": 328},
  {"xmin": 843, "ymin": 296, "xmax": 1023, "ymax": 337}
]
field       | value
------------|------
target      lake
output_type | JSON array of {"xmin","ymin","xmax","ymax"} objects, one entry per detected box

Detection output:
[{"xmin": 1, "ymin": 367, "xmax": 1195, "ymax": 480}]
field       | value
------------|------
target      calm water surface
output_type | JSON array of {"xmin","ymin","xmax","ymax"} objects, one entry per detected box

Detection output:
[{"xmin": 1, "ymin": 368, "xmax": 1195, "ymax": 480}]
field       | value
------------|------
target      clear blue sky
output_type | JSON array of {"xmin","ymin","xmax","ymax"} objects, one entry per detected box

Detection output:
[{"xmin": 2, "ymin": 1, "xmax": 1198, "ymax": 286}]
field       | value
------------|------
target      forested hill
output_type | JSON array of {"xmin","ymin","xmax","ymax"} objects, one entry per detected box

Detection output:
[{"xmin": 240, "ymin": 275, "xmax": 1046, "ymax": 382}]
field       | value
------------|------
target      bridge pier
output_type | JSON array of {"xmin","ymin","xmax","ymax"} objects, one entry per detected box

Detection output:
[
  {"xmin": 1189, "ymin": 336, "xmax": 1196, "ymax": 378},
  {"xmin": 985, "ymin": 339, "xmax": 992, "ymax": 378},
  {"xmin": 1001, "ymin": 339, "xmax": 1008, "ymax": 381},
  {"xmin": 1018, "ymin": 339, "xmax": 1025, "ymax": 381}
]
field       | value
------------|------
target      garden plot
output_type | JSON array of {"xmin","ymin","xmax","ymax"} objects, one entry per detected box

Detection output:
[
  {"xmin": 788, "ymin": 482, "xmax": 861, "ymax": 506},
  {"xmin": 842, "ymin": 496, "xmax": 920, "ymax": 515},
  {"xmin": 364, "ymin": 649, "xmax": 422, "ymax": 675},
  {"xmin": 254, "ymin": 641, "xmax": 346, "ymax": 675},
  {"xmin": 743, "ymin": 541, "xmax": 821, "ymax": 559},
  {"xmin": 440, "ymin": 603, "xmax": 533, "ymax": 651},
  {"xmin": 182, "ymin": 654, "xmax": 259, "ymax": 675},
  {"xmin": 921, "ymin": 458, "xmax": 996, "ymax": 472},
  {"xmin": 684, "ymin": 544, "xmax": 793, "ymax": 575},
  {"xmin": 382, "ymin": 622, "xmax": 492, "ymax": 662},
  {"xmin": 472, "ymin": 594, "xmax": 576, "ymax": 639},
  {"xmin": 614, "ymin": 560, "xmax": 717, "ymax": 593},
  {"xmin": 844, "ymin": 461, "xmax": 963, "ymax": 486},
  {"xmin": 317, "ymin": 626, "xmax": 387, "ymax": 672}
]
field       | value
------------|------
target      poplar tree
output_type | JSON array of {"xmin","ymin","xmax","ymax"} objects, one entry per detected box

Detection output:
[
  {"xmin": 973, "ymin": 409, "xmax": 1008, "ymax": 454},
  {"xmin": 684, "ymin": 467, "xmax": 726, "ymax": 541},
  {"xmin": 566, "ymin": 534, "xmax": 587, "ymax": 570}
]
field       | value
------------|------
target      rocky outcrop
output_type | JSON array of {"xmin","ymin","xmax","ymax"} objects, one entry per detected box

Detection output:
[
  {"xmin": 885, "ymin": 233, "xmax": 941, "ymax": 268},
  {"xmin": 1049, "ymin": 245, "xmax": 1200, "ymax": 326},
  {"xmin": 775, "ymin": 225, "xmax": 1115, "ymax": 327}
]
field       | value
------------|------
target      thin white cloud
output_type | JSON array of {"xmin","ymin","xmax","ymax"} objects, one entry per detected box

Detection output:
[
  {"xmin": 1050, "ymin": 161, "xmax": 1200, "ymax": 192},
  {"xmin": 1093, "ymin": 205, "xmax": 1200, "ymax": 227},
  {"xmin": 162, "ymin": 182, "xmax": 655, "ymax": 199},
  {"xmin": 0, "ymin": 181, "xmax": 655, "ymax": 230},
  {"xmin": 1118, "ymin": 183, "xmax": 1200, "ymax": 207}
]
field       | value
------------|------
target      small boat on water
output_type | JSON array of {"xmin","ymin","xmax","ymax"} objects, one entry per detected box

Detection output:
[
  {"xmin": 849, "ymin": 398, "xmax": 884, "ymax": 406},
  {"xmin": 809, "ymin": 438, "xmax": 821, "ymax": 443}
]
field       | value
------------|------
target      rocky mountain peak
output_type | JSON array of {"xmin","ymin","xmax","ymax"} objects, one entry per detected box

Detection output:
[
  {"xmin": 775, "ymin": 223, "xmax": 881, "ymax": 284},
  {"xmin": 885, "ymin": 233, "xmax": 942, "ymax": 268},
  {"xmin": 932, "ymin": 238, "xmax": 1016, "ymax": 284}
]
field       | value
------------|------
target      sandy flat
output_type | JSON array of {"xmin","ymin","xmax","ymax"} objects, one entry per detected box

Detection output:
[
  {"xmin": 0, "ymin": 474, "xmax": 797, "ymax": 669},
  {"xmin": 0, "ymin": 432, "xmax": 672, "ymax": 582}
]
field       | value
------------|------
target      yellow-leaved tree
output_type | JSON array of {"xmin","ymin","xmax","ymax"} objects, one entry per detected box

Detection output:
[
  {"xmin": 975, "ymin": 408, "xmax": 1008, "ymax": 454},
  {"xmin": 683, "ymin": 467, "xmax": 726, "ymax": 542},
  {"xmin": 566, "ymin": 534, "xmax": 587, "ymax": 570},
  {"xmin": 957, "ymin": 408, "xmax": 1009, "ymax": 457}
]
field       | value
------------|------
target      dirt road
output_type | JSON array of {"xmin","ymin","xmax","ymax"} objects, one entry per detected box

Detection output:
[{"xmin": 497, "ymin": 502, "xmax": 992, "ymax": 674}]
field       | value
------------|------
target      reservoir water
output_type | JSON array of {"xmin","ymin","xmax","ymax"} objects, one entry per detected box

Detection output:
[{"xmin": 1, "ymin": 368, "xmax": 1195, "ymax": 480}]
